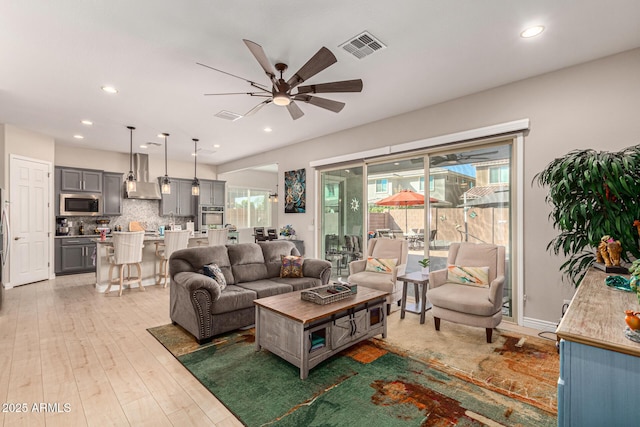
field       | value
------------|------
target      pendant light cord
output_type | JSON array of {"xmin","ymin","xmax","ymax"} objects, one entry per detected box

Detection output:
[
  {"xmin": 127, "ymin": 126, "xmax": 135, "ymax": 174},
  {"xmin": 193, "ymin": 139, "xmax": 198, "ymax": 177},
  {"xmin": 163, "ymin": 133, "xmax": 169, "ymax": 176}
]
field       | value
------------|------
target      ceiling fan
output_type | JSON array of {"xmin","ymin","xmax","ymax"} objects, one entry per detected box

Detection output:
[
  {"xmin": 431, "ymin": 151, "xmax": 499, "ymax": 166},
  {"xmin": 198, "ymin": 39, "xmax": 363, "ymax": 120}
]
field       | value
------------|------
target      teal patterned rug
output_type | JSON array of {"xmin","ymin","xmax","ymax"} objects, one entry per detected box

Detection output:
[{"xmin": 148, "ymin": 325, "xmax": 556, "ymax": 427}]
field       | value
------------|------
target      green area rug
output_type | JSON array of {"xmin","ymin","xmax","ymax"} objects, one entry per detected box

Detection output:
[{"xmin": 149, "ymin": 324, "xmax": 556, "ymax": 426}]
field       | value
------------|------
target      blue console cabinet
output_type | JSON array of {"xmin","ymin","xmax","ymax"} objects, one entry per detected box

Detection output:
[{"xmin": 556, "ymin": 269, "xmax": 640, "ymax": 426}]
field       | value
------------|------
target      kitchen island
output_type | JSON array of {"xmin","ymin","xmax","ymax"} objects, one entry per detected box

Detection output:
[{"xmin": 93, "ymin": 232, "xmax": 208, "ymax": 292}]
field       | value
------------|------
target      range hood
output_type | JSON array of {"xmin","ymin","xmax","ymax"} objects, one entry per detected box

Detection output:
[{"xmin": 126, "ymin": 153, "xmax": 162, "ymax": 200}]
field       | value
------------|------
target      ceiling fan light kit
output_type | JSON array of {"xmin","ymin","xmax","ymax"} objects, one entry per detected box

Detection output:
[{"xmin": 200, "ymin": 39, "xmax": 363, "ymax": 120}]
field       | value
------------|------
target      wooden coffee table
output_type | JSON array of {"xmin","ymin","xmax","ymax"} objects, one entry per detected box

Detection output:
[{"xmin": 254, "ymin": 286, "xmax": 388, "ymax": 379}]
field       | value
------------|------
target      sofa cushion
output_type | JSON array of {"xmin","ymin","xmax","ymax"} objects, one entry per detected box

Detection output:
[
  {"xmin": 271, "ymin": 276, "xmax": 323, "ymax": 291},
  {"xmin": 237, "ymin": 279, "xmax": 293, "ymax": 298},
  {"xmin": 171, "ymin": 246, "xmax": 235, "ymax": 285},
  {"xmin": 260, "ymin": 241, "xmax": 299, "ymax": 277},
  {"xmin": 446, "ymin": 265, "xmax": 490, "ymax": 288},
  {"xmin": 228, "ymin": 243, "xmax": 269, "ymax": 283},
  {"xmin": 210, "ymin": 285, "xmax": 258, "ymax": 315},
  {"xmin": 280, "ymin": 255, "xmax": 304, "ymax": 278}
]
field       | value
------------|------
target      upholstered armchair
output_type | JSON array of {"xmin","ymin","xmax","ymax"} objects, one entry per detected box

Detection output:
[
  {"xmin": 428, "ymin": 242, "xmax": 506, "ymax": 343},
  {"xmin": 347, "ymin": 238, "xmax": 408, "ymax": 313}
]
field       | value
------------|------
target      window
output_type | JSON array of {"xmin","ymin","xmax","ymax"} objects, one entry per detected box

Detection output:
[
  {"xmin": 489, "ymin": 166, "xmax": 509, "ymax": 184},
  {"xmin": 226, "ymin": 187, "xmax": 272, "ymax": 228},
  {"xmin": 375, "ymin": 179, "xmax": 388, "ymax": 193},
  {"xmin": 419, "ymin": 176, "xmax": 424, "ymax": 191}
]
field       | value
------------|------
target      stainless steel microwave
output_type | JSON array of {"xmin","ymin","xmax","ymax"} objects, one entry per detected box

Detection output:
[{"xmin": 59, "ymin": 193, "xmax": 103, "ymax": 216}]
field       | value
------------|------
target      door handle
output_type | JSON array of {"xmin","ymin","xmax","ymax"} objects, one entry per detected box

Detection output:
[{"xmin": 14, "ymin": 236, "xmax": 23, "ymax": 240}]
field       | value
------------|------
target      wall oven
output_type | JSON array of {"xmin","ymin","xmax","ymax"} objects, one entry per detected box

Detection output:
[
  {"xmin": 198, "ymin": 205, "xmax": 224, "ymax": 229},
  {"xmin": 59, "ymin": 193, "xmax": 103, "ymax": 216}
]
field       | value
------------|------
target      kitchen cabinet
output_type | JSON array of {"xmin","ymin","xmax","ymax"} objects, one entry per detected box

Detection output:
[
  {"xmin": 159, "ymin": 178, "xmax": 195, "ymax": 216},
  {"xmin": 198, "ymin": 180, "xmax": 226, "ymax": 206},
  {"xmin": 55, "ymin": 237, "xmax": 96, "ymax": 274},
  {"xmin": 102, "ymin": 172, "xmax": 123, "ymax": 215},
  {"xmin": 59, "ymin": 167, "xmax": 103, "ymax": 193}
]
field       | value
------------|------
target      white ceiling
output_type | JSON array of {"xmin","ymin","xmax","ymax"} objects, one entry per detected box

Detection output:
[{"xmin": 1, "ymin": 1, "xmax": 639, "ymax": 166}]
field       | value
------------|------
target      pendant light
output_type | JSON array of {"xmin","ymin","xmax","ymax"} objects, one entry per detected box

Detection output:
[
  {"xmin": 161, "ymin": 133, "xmax": 171, "ymax": 194},
  {"xmin": 125, "ymin": 126, "xmax": 136, "ymax": 192},
  {"xmin": 268, "ymin": 184, "xmax": 279, "ymax": 203},
  {"xmin": 191, "ymin": 138, "xmax": 200, "ymax": 196}
]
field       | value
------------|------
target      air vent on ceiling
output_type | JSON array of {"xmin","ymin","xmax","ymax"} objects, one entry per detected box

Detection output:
[
  {"xmin": 339, "ymin": 31, "xmax": 386, "ymax": 59},
  {"xmin": 214, "ymin": 110, "xmax": 243, "ymax": 121}
]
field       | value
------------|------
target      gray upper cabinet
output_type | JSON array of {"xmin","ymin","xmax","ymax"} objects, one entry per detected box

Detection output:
[
  {"xmin": 198, "ymin": 179, "xmax": 225, "ymax": 206},
  {"xmin": 160, "ymin": 178, "xmax": 195, "ymax": 216},
  {"xmin": 60, "ymin": 167, "xmax": 103, "ymax": 193},
  {"xmin": 102, "ymin": 172, "xmax": 123, "ymax": 215}
]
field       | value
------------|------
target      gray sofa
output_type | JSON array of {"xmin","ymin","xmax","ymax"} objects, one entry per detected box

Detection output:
[{"xmin": 169, "ymin": 241, "xmax": 332, "ymax": 343}]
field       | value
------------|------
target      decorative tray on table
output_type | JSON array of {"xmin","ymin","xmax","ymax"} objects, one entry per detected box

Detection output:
[{"xmin": 301, "ymin": 284, "xmax": 357, "ymax": 305}]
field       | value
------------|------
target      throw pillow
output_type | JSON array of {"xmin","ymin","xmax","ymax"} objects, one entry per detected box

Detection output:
[
  {"xmin": 447, "ymin": 265, "xmax": 490, "ymax": 287},
  {"xmin": 365, "ymin": 257, "xmax": 398, "ymax": 274},
  {"xmin": 203, "ymin": 263, "xmax": 227, "ymax": 290},
  {"xmin": 280, "ymin": 255, "xmax": 304, "ymax": 278}
]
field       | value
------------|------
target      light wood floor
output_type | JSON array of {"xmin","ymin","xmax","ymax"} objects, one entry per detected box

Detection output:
[{"xmin": 0, "ymin": 273, "xmax": 242, "ymax": 427}]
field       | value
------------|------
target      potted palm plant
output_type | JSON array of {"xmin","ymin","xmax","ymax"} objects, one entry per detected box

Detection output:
[
  {"xmin": 534, "ymin": 145, "xmax": 640, "ymax": 286},
  {"xmin": 418, "ymin": 258, "xmax": 430, "ymax": 276}
]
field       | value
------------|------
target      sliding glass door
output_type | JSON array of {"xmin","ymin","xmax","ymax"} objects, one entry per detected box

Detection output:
[
  {"xmin": 317, "ymin": 138, "xmax": 515, "ymax": 320},
  {"xmin": 428, "ymin": 143, "xmax": 513, "ymax": 318},
  {"xmin": 319, "ymin": 166, "xmax": 364, "ymax": 279}
]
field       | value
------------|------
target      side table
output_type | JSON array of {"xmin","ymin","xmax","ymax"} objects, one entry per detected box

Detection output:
[{"xmin": 398, "ymin": 271, "xmax": 431, "ymax": 324}]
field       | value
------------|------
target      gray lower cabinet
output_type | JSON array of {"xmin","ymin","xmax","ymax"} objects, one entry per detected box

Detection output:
[
  {"xmin": 103, "ymin": 172, "xmax": 123, "ymax": 215},
  {"xmin": 55, "ymin": 238, "xmax": 96, "ymax": 275},
  {"xmin": 160, "ymin": 178, "xmax": 195, "ymax": 216}
]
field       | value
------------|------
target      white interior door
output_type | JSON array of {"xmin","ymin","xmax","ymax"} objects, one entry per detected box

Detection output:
[{"xmin": 9, "ymin": 156, "xmax": 51, "ymax": 287}]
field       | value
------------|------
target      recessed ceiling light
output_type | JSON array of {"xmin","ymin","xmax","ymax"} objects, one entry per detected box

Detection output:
[
  {"xmin": 139, "ymin": 144, "xmax": 148, "ymax": 149},
  {"xmin": 191, "ymin": 152, "xmax": 197, "ymax": 156},
  {"xmin": 520, "ymin": 26, "xmax": 545, "ymax": 38},
  {"xmin": 394, "ymin": 162, "xmax": 400, "ymax": 166},
  {"xmin": 81, "ymin": 120, "xmax": 93, "ymax": 126},
  {"xmin": 157, "ymin": 133, "xmax": 165, "ymax": 138},
  {"xmin": 101, "ymin": 85, "xmax": 118, "ymax": 94},
  {"xmin": 264, "ymin": 127, "xmax": 273, "ymax": 133},
  {"xmin": 73, "ymin": 134, "xmax": 84, "ymax": 139},
  {"xmin": 213, "ymin": 144, "xmax": 220, "ymax": 148}
]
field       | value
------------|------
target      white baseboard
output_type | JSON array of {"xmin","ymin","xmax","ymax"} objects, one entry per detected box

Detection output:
[{"xmin": 523, "ymin": 316, "xmax": 558, "ymax": 332}]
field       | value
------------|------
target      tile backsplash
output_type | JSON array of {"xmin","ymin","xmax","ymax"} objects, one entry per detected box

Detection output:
[{"xmin": 63, "ymin": 199, "xmax": 192, "ymax": 235}]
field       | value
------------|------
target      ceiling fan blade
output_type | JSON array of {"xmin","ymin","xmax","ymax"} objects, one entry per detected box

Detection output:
[
  {"xmin": 204, "ymin": 92, "xmax": 268, "ymax": 96},
  {"xmin": 197, "ymin": 62, "xmax": 270, "ymax": 91},
  {"xmin": 243, "ymin": 39, "xmax": 277, "ymax": 85},
  {"xmin": 286, "ymin": 101, "xmax": 304, "ymax": 120},
  {"xmin": 287, "ymin": 47, "xmax": 337, "ymax": 90},
  {"xmin": 296, "ymin": 79, "xmax": 363, "ymax": 94},
  {"xmin": 293, "ymin": 95, "xmax": 345, "ymax": 113},
  {"xmin": 244, "ymin": 100, "xmax": 271, "ymax": 117}
]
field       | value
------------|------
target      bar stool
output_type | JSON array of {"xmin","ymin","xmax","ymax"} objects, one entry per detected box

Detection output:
[
  {"xmin": 105, "ymin": 231, "xmax": 145, "ymax": 297},
  {"xmin": 155, "ymin": 230, "xmax": 190, "ymax": 287}
]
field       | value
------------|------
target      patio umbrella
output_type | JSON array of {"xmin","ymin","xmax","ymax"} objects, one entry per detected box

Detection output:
[{"xmin": 375, "ymin": 189, "xmax": 438, "ymax": 233}]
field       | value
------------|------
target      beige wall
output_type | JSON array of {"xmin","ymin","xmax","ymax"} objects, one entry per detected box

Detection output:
[
  {"xmin": 2, "ymin": 124, "xmax": 56, "ymax": 192},
  {"xmin": 217, "ymin": 47, "xmax": 640, "ymax": 324}
]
